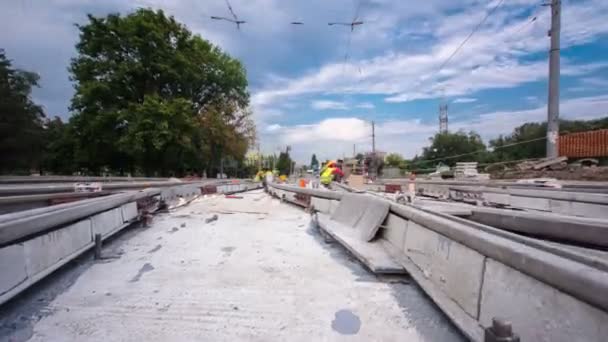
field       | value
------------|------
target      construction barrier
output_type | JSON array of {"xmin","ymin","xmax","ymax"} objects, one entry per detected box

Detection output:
[{"xmin": 559, "ymin": 129, "xmax": 608, "ymax": 158}]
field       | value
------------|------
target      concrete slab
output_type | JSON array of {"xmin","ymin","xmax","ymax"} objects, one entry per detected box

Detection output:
[
  {"xmin": 382, "ymin": 213, "xmax": 408, "ymax": 251},
  {"xmin": 317, "ymin": 213, "xmax": 404, "ymax": 274},
  {"xmin": 330, "ymin": 193, "xmax": 368, "ymax": 227},
  {"xmin": 355, "ymin": 196, "xmax": 390, "ymax": 242},
  {"xmin": 404, "ymin": 222, "xmax": 485, "ymax": 318},
  {"xmin": 510, "ymin": 195, "xmax": 550, "ymax": 211},
  {"xmin": 328, "ymin": 199, "xmax": 340, "ymax": 215},
  {"xmin": 311, "ymin": 197, "xmax": 331, "ymax": 214},
  {"xmin": 553, "ymin": 199, "xmax": 608, "ymax": 219},
  {"xmin": 121, "ymin": 202, "xmax": 138, "ymax": 223},
  {"xmin": 23, "ymin": 220, "xmax": 93, "ymax": 278},
  {"xmin": 0, "ymin": 244, "xmax": 27, "ymax": 296},
  {"xmin": 483, "ymin": 192, "xmax": 510, "ymax": 206},
  {"xmin": 91, "ymin": 208, "xmax": 124, "ymax": 237},
  {"xmin": 479, "ymin": 258, "xmax": 608, "ymax": 342},
  {"xmin": 22, "ymin": 190, "xmax": 458, "ymax": 341},
  {"xmin": 383, "ymin": 240, "xmax": 483, "ymax": 342}
]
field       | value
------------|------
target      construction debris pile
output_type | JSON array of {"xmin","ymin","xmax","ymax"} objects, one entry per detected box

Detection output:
[{"xmin": 492, "ymin": 156, "xmax": 608, "ymax": 181}]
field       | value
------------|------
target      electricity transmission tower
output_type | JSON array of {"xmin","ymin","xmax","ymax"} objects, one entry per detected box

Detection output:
[{"xmin": 439, "ymin": 104, "xmax": 448, "ymax": 133}]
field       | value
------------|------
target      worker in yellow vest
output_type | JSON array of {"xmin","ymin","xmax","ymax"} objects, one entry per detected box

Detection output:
[{"xmin": 320, "ymin": 161, "xmax": 344, "ymax": 187}]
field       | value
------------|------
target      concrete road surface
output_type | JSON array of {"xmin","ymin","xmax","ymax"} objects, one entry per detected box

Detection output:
[{"xmin": 1, "ymin": 190, "xmax": 463, "ymax": 341}]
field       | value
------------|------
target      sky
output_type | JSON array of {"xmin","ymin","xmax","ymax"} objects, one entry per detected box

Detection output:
[{"xmin": 1, "ymin": 0, "xmax": 608, "ymax": 164}]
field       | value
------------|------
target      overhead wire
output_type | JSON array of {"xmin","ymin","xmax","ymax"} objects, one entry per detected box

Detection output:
[
  {"xmin": 432, "ymin": 0, "xmax": 506, "ymax": 78},
  {"xmin": 211, "ymin": 0, "xmax": 246, "ymax": 30},
  {"xmin": 224, "ymin": 0, "xmax": 238, "ymax": 21}
]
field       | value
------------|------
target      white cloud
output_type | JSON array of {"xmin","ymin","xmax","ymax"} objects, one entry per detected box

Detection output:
[
  {"xmin": 356, "ymin": 102, "xmax": 375, "ymax": 109},
  {"xmin": 525, "ymin": 95, "xmax": 539, "ymax": 102},
  {"xmin": 311, "ymin": 100, "xmax": 349, "ymax": 110},
  {"xmin": 453, "ymin": 97, "xmax": 477, "ymax": 103},
  {"xmin": 266, "ymin": 124, "xmax": 282, "ymax": 132},
  {"xmin": 251, "ymin": 0, "xmax": 608, "ymax": 110},
  {"xmin": 579, "ymin": 77, "xmax": 608, "ymax": 87}
]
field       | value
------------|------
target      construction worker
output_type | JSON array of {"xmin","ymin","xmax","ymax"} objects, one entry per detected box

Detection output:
[
  {"xmin": 320, "ymin": 161, "xmax": 344, "ymax": 188},
  {"xmin": 254, "ymin": 170, "xmax": 264, "ymax": 182}
]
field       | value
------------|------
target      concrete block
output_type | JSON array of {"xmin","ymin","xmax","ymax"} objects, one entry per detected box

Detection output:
[
  {"xmin": 356, "ymin": 196, "xmax": 390, "ymax": 242},
  {"xmin": 382, "ymin": 214, "xmax": 408, "ymax": 251},
  {"xmin": 510, "ymin": 195, "xmax": 550, "ymax": 211},
  {"xmin": 479, "ymin": 258, "xmax": 608, "ymax": 342},
  {"xmin": 404, "ymin": 222, "xmax": 485, "ymax": 318},
  {"xmin": 317, "ymin": 214, "xmax": 404, "ymax": 274},
  {"xmin": 0, "ymin": 244, "xmax": 27, "ymax": 296},
  {"xmin": 483, "ymin": 192, "xmax": 510, "ymax": 206},
  {"xmin": 550, "ymin": 199, "xmax": 608, "ymax": 219},
  {"xmin": 91, "ymin": 208, "xmax": 124, "ymax": 237},
  {"xmin": 121, "ymin": 202, "xmax": 138, "ymax": 223},
  {"xmin": 23, "ymin": 220, "xmax": 92, "ymax": 278},
  {"xmin": 328, "ymin": 200, "xmax": 340, "ymax": 215},
  {"xmin": 311, "ymin": 197, "xmax": 331, "ymax": 214},
  {"xmin": 331, "ymin": 194, "xmax": 368, "ymax": 227}
]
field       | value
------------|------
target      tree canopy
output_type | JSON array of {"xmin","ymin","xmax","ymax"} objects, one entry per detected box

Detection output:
[
  {"xmin": 67, "ymin": 8, "xmax": 254, "ymax": 176},
  {"xmin": 276, "ymin": 150, "xmax": 294, "ymax": 175},
  {"xmin": 310, "ymin": 154, "xmax": 319, "ymax": 170},
  {"xmin": 413, "ymin": 131, "xmax": 486, "ymax": 168},
  {"xmin": 489, "ymin": 118, "xmax": 608, "ymax": 162},
  {"xmin": 0, "ymin": 49, "xmax": 46, "ymax": 173},
  {"xmin": 384, "ymin": 153, "xmax": 407, "ymax": 168}
]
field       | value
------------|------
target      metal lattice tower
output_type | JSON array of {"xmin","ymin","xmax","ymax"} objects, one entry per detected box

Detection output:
[{"xmin": 439, "ymin": 104, "xmax": 448, "ymax": 133}]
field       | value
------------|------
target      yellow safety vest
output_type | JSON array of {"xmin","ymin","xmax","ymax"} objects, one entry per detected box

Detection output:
[{"xmin": 320, "ymin": 167, "xmax": 335, "ymax": 185}]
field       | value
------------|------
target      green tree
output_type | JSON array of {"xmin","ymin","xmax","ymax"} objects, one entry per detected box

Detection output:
[
  {"xmin": 41, "ymin": 117, "xmax": 77, "ymax": 174},
  {"xmin": 416, "ymin": 131, "xmax": 486, "ymax": 168},
  {"xmin": 310, "ymin": 154, "xmax": 319, "ymax": 170},
  {"xmin": 68, "ymin": 9, "xmax": 252, "ymax": 176},
  {"xmin": 489, "ymin": 118, "xmax": 608, "ymax": 162},
  {"xmin": 276, "ymin": 151, "xmax": 293, "ymax": 175},
  {"xmin": 0, "ymin": 49, "xmax": 46, "ymax": 173},
  {"xmin": 385, "ymin": 153, "xmax": 406, "ymax": 168},
  {"xmin": 355, "ymin": 153, "xmax": 364, "ymax": 164}
]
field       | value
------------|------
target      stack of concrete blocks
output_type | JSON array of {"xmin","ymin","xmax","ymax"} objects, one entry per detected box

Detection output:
[
  {"xmin": 454, "ymin": 162, "xmax": 490, "ymax": 180},
  {"xmin": 0, "ymin": 202, "xmax": 138, "ymax": 305},
  {"xmin": 216, "ymin": 181, "xmax": 260, "ymax": 194}
]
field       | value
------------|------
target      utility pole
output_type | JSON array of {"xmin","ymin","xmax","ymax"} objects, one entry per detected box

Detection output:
[
  {"xmin": 370, "ymin": 121, "xmax": 376, "ymax": 180},
  {"xmin": 372, "ymin": 121, "xmax": 376, "ymax": 155},
  {"xmin": 546, "ymin": 0, "xmax": 561, "ymax": 158},
  {"xmin": 257, "ymin": 143, "xmax": 261, "ymax": 171}
]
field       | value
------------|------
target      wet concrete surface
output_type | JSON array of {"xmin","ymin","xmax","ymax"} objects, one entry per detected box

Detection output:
[
  {"xmin": 306, "ymin": 223, "xmax": 466, "ymax": 341},
  {"xmin": 1, "ymin": 191, "xmax": 465, "ymax": 341},
  {"xmin": 331, "ymin": 309, "xmax": 361, "ymax": 335}
]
